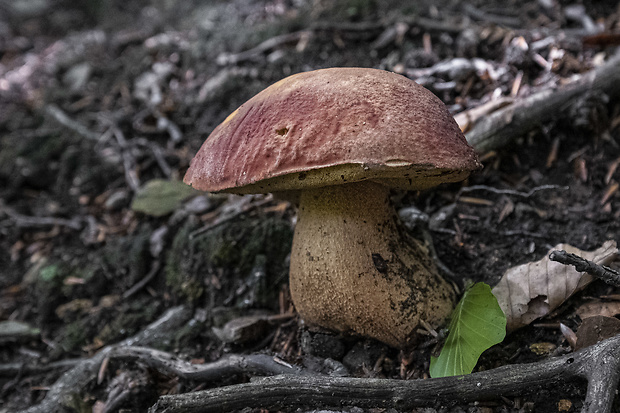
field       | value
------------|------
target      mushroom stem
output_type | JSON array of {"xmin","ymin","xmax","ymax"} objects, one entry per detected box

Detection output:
[{"xmin": 289, "ymin": 180, "xmax": 456, "ymax": 348}]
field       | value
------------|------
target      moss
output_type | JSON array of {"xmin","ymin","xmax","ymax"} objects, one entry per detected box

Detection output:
[
  {"xmin": 94, "ymin": 297, "xmax": 161, "ymax": 345},
  {"xmin": 165, "ymin": 221, "xmax": 205, "ymax": 304},
  {"xmin": 165, "ymin": 216, "xmax": 293, "ymax": 308},
  {"xmin": 58, "ymin": 320, "xmax": 88, "ymax": 353},
  {"xmin": 0, "ymin": 131, "xmax": 67, "ymax": 189},
  {"xmin": 102, "ymin": 225, "xmax": 151, "ymax": 289}
]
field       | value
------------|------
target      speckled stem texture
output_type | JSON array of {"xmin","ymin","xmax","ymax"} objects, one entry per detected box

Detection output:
[{"xmin": 289, "ymin": 180, "xmax": 455, "ymax": 348}]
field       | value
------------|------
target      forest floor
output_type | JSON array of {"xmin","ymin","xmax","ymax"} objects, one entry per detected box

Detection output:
[{"xmin": 1, "ymin": 0, "xmax": 620, "ymax": 412}]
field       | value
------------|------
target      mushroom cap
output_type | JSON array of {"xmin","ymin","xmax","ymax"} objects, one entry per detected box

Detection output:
[{"xmin": 184, "ymin": 67, "xmax": 480, "ymax": 193}]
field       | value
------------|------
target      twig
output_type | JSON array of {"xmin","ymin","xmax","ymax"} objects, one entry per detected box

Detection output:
[
  {"xmin": 466, "ymin": 50, "xmax": 620, "ymax": 153},
  {"xmin": 189, "ymin": 195, "xmax": 274, "ymax": 240},
  {"xmin": 217, "ymin": 31, "xmax": 313, "ymax": 65},
  {"xmin": 549, "ymin": 250, "xmax": 620, "ymax": 287},
  {"xmin": 216, "ymin": 16, "xmax": 468, "ymax": 66},
  {"xmin": 43, "ymin": 104, "xmax": 100, "ymax": 141},
  {"xmin": 0, "ymin": 358, "xmax": 83, "ymax": 377},
  {"xmin": 462, "ymin": 4, "xmax": 522, "ymax": 27},
  {"xmin": 312, "ymin": 15, "xmax": 466, "ymax": 34},
  {"xmin": 454, "ymin": 97, "xmax": 514, "ymax": 133},
  {"xmin": 149, "ymin": 334, "xmax": 620, "ymax": 413},
  {"xmin": 107, "ymin": 347, "xmax": 317, "ymax": 382},
  {"xmin": 134, "ymin": 138, "xmax": 173, "ymax": 178},
  {"xmin": 111, "ymin": 127, "xmax": 140, "ymax": 192},
  {"xmin": 197, "ymin": 67, "xmax": 257, "ymax": 103},
  {"xmin": 122, "ymin": 260, "xmax": 161, "ymax": 299},
  {"xmin": 19, "ymin": 306, "xmax": 192, "ymax": 413},
  {"xmin": 0, "ymin": 202, "xmax": 82, "ymax": 230},
  {"xmin": 458, "ymin": 184, "xmax": 568, "ymax": 199},
  {"xmin": 494, "ymin": 229, "xmax": 546, "ymax": 239}
]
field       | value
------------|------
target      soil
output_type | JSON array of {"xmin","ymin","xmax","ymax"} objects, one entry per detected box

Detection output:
[{"xmin": 1, "ymin": 0, "xmax": 619, "ymax": 412}]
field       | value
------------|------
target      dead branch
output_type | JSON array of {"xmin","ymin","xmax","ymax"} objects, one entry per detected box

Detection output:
[
  {"xmin": 458, "ymin": 184, "xmax": 568, "ymax": 199},
  {"xmin": 0, "ymin": 201, "xmax": 83, "ymax": 230},
  {"xmin": 43, "ymin": 104, "xmax": 100, "ymax": 141},
  {"xmin": 18, "ymin": 306, "xmax": 192, "ymax": 413},
  {"xmin": 110, "ymin": 126, "xmax": 141, "ymax": 192},
  {"xmin": 550, "ymin": 250, "xmax": 620, "ymax": 286},
  {"xmin": 466, "ymin": 50, "xmax": 620, "ymax": 153},
  {"xmin": 0, "ymin": 358, "xmax": 83, "ymax": 377},
  {"xmin": 149, "ymin": 334, "xmax": 620, "ymax": 413},
  {"xmin": 122, "ymin": 260, "xmax": 161, "ymax": 299},
  {"xmin": 106, "ymin": 346, "xmax": 318, "ymax": 381}
]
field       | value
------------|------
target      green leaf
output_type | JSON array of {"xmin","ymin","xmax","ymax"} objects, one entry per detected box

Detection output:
[
  {"xmin": 131, "ymin": 179, "xmax": 200, "ymax": 217},
  {"xmin": 429, "ymin": 282, "xmax": 506, "ymax": 378},
  {"xmin": 0, "ymin": 320, "xmax": 41, "ymax": 344}
]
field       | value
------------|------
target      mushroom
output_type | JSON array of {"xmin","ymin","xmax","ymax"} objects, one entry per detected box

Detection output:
[{"xmin": 184, "ymin": 67, "xmax": 481, "ymax": 348}]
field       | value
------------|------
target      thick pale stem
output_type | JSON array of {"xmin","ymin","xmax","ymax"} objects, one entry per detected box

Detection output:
[{"xmin": 289, "ymin": 181, "xmax": 455, "ymax": 348}]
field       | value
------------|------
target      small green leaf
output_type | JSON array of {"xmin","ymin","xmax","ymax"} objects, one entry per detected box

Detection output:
[
  {"xmin": 429, "ymin": 282, "xmax": 506, "ymax": 378},
  {"xmin": 131, "ymin": 179, "xmax": 200, "ymax": 217},
  {"xmin": 0, "ymin": 320, "xmax": 41, "ymax": 343}
]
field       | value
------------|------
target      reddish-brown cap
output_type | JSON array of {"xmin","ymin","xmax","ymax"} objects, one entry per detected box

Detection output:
[{"xmin": 184, "ymin": 67, "xmax": 481, "ymax": 194}]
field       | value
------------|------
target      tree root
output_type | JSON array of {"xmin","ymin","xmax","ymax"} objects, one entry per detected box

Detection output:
[
  {"xmin": 106, "ymin": 346, "xmax": 326, "ymax": 381},
  {"xmin": 149, "ymin": 334, "xmax": 620, "ymax": 413},
  {"xmin": 19, "ymin": 306, "xmax": 192, "ymax": 413}
]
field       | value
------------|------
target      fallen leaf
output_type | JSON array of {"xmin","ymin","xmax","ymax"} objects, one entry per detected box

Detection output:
[
  {"xmin": 559, "ymin": 323, "xmax": 577, "ymax": 348},
  {"xmin": 492, "ymin": 240, "xmax": 618, "ymax": 332},
  {"xmin": 131, "ymin": 179, "xmax": 200, "ymax": 217},
  {"xmin": 576, "ymin": 300, "xmax": 620, "ymax": 319},
  {"xmin": 575, "ymin": 315, "xmax": 620, "ymax": 350},
  {"xmin": 429, "ymin": 283, "xmax": 506, "ymax": 378}
]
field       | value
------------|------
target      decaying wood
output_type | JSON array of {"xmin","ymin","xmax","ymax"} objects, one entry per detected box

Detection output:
[
  {"xmin": 466, "ymin": 50, "xmax": 620, "ymax": 153},
  {"xmin": 148, "ymin": 334, "xmax": 620, "ymax": 413}
]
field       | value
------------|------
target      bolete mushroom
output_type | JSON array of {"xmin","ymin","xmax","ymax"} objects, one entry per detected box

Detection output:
[{"xmin": 184, "ymin": 67, "xmax": 481, "ymax": 348}]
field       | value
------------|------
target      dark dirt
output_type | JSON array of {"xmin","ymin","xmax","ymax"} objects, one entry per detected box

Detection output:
[{"xmin": 1, "ymin": 0, "xmax": 620, "ymax": 412}]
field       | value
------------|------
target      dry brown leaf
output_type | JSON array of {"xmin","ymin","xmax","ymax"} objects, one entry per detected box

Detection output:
[
  {"xmin": 575, "ymin": 315, "xmax": 620, "ymax": 350},
  {"xmin": 576, "ymin": 300, "xmax": 620, "ymax": 319},
  {"xmin": 492, "ymin": 240, "xmax": 618, "ymax": 332}
]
